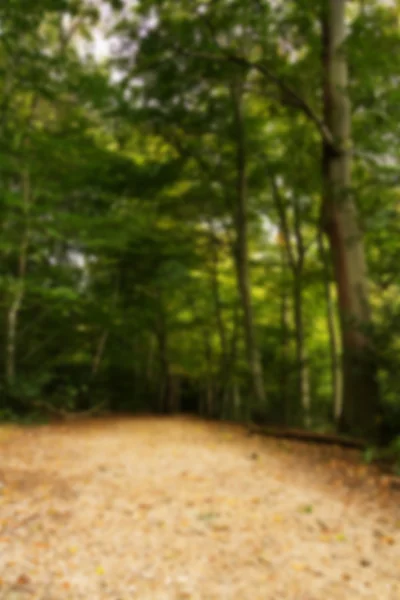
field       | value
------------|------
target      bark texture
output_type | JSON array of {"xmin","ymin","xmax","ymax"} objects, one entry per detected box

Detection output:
[
  {"xmin": 318, "ymin": 229, "xmax": 343, "ymax": 423},
  {"xmin": 322, "ymin": 0, "xmax": 379, "ymax": 438},
  {"xmin": 272, "ymin": 183, "xmax": 310, "ymax": 427},
  {"xmin": 230, "ymin": 80, "xmax": 266, "ymax": 410},
  {"xmin": 6, "ymin": 170, "xmax": 30, "ymax": 385}
]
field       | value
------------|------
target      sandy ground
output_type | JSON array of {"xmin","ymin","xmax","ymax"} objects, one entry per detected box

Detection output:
[{"xmin": 0, "ymin": 416, "xmax": 399, "ymax": 599}]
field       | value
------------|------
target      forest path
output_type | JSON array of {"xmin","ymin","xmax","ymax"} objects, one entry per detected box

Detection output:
[{"xmin": 0, "ymin": 416, "xmax": 399, "ymax": 600}]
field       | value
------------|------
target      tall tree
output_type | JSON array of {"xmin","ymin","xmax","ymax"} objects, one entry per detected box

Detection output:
[
  {"xmin": 271, "ymin": 178, "xmax": 310, "ymax": 426},
  {"xmin": 321, "ymin": 0, "xmax": 379, "ymax": 437},
  {"xmin": 230, "ymin": 79, "xmax": 266, "ymax": 411}
]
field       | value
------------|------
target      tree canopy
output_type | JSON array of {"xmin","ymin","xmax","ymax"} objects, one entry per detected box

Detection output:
[{"xmin": 0, "ymin": 0, "xmax": 399, "ymax": 456}]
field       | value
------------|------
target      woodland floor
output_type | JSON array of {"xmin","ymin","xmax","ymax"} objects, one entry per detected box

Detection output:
[{"xmin": 0, "ymin": 416, "xmax": 399, "ymax": 600}]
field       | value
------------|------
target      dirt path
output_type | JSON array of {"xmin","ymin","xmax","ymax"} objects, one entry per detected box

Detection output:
[{"xmin": 0, "ymin": 417, "xmax": 399, "ymax": 599}]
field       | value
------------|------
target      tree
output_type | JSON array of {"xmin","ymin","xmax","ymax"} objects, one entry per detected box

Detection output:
[
  {"xmin": 321, "ymin": 0, "xmax": 379, "ymax": 437},
  {"xmin": 230, "ymin": 78, "xmax": 266, "ymax": 411}
]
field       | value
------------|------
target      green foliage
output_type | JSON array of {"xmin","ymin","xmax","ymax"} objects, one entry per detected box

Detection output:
[
  {"xmin": 0, "ymin": 408, "xmax": 19, "ymax": 423},
  {"xmin": 0, "ymin": 0, "xmax": 399, "ymax": 444}
]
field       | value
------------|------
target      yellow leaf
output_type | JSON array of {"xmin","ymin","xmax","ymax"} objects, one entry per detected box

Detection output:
[
  {"xmin": 68, "ymin": 547, "xmax": 78, "ymax": 554},
  {"xmin": 383, "ymin": 536, "xmax": 395, "ymax": 546},
  {"xmin": 225, "ymin": 497, "xmax": 237, "ymax": 505},
  {"xmin": 95, "ymin": 566, "xmax": 105, "ymax": 575},
  {"xmin": 336, "ymin": 533, "xmax": 347, "ymax": 542},
  {"xmin": 34, "ymin": 542, "xmax": 49, "ymax": 549},
  {"xmin": 211, "ymin": 522, "xmax": 230, "ymax": 532},
  {"xmin": 258, "ymin": 551, "xmax": 271, "ymax": 564}
]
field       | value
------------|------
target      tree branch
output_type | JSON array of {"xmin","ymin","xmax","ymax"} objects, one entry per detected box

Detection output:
[
  {"xmin": 175, "ymin": 45, "xmax": 335, "ymax": 148},
  {"xmin": 271, "ymin": 177, "xmax": 296, "ymax": 270}
]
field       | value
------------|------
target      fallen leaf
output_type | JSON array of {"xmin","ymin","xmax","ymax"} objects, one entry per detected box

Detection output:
[
  {"xmin": 258, "ymin": 551, "xmax": 271, "ymax": 564},
  {"xmin": 299, "ymin": 504, "xmax": 313, "ymax": 514},
  {"xmin": 317, "ymin": 519, "xmax": 330, "ymax": 532},
  {"xmin": 16, "ymin": 574, "xmax": 31, "ymax": 586},
  {"xmin": 211, "ymin": 522, "xmax": 230, "ymax": 532},
  {"xmin": 291, "ymin": 562, "xmax": 306, "ymax": 571},
  {"xmin": 383, "ymin": 536, "xmax": 395, "ymax": 546},
  {"xmin": 179, "ymin": 519, "xmax": 190, "ymax": 528},
  {"xmin": 197, "ymin": 512, "xmax": 218, "ymax": 521},
  {"xmin": 360, "ymin": 559, "xmax": 371, "ymax": 567}
]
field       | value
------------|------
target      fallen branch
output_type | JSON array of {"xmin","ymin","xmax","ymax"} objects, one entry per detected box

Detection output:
[
  {"xmin": 29, "ymin": 398, "xmax": 107, "ymax": 421},
  {"xmin": 52, "ymin": 402, "xmax": 107, "ymax": 421},
  {"xmin": 247, "ymin": 424, "xmax": 367, "ymax": 449}
]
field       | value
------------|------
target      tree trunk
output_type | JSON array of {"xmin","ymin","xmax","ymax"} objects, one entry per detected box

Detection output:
[
  {"xmin": 91, "ymin": 330, "xmax": 109, "ymax": 379},
  {"xmin": 146, "ymin": 334, "xmax": 156, "ymax": 399},
  {"xmin": 167, "ymin": 375, "xmax": 181, "ymax": 413},
  {"xmin": 6, "ymin": 285, "xmax": 24, "ymax": 385},
  {"xmin": 230, "ymin": 80, "xmax": 266, "ymax": 411},
  {"xmin": 207, "ymin": 223, "xmax": 228, "ymax": 358},
  {"xmin": 156, "ymin": 305, "xmax": 169, "ymax": 413},
  {"xmin": 90, "ymin": 278, "xmax": 119, "ymax": 382},
  {"xmin": 203, "ymin": 326, "xmax": 215, "ymax": 417},
  {"xmin": 5, "ymin": 170, "xmax": 30, "ymax": 386},
  {"xmin": 293, "ymin": 270, "xmax": 311, "ymax": 427},
  {"xmin": 318, "ymin": 229, "xmax": 343, "ymax": 423},
  {"xmin": 272, "ymin": 186, "xmax": 310, "ymax": 426},
  {"xmin": 279, "ymin": 264, "xmax": 290, "ymax": 425},
  {"xmin": 233, "ymin": 380, "xmax": 242, "ymax": 420},
  {"xmin": 321, "ymin": 0, "xmax": 379, "ymax": 438},
  {"xmin": 220, "ymin": 299, "xmax": 241, "ymax": 419},
  {"xmin": 292, "ymin": 194, "xmax": 311, "ymax": 428},
  {"xmin": 207, "ymin": 221, "xmax": 229, "ymax": 404}
]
